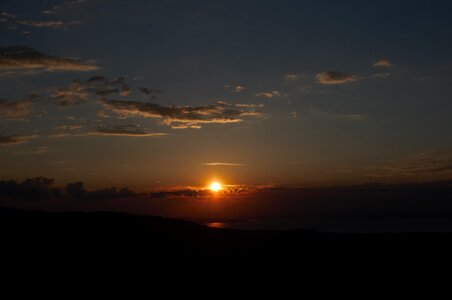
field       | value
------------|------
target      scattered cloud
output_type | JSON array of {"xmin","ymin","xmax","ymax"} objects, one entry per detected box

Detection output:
[
  {"xmin": 139, "ymin": 87, "xmax": 161, "ymax": 99},
  {"xmin": 284, "ymin": 74, "xmax": 300, "ymax": 81},
  {"xmin": 49, "ymin": 82, "xmax": 90, "ymax": 106},
  {"xmin": 48, "ymin": 75, "xmax": 132, "ymax": 106},
  {"xmin": 235, "ymin": 85, "xmax": 245, "ymax": 93},
  {"xmin": 99, "ymin": 99, "xmax": 263, "ymax": 129},
  {"xmin": 256, "ymin": 91, "xmax": 281, "ymax": 98},
  {"xmin": 0, "ymin": 135, "xmax": 36, "ymax": 146},
  {"xmin": 42, "ymin": 0, "xmax": 88, "ymax": 15},
  {"xmin": 0, "ymin": 47, "xmax": 98, "ymax": 73},
  {"xmin": 373, "ymin": 59, "xmax": 394, "ymax": 68},
  {"xmin": 0, "ymin": 12, "xmax": 15, "ymax": 20},
  {"xmin": 0, "ymin": 11, "xmax": 18, "ymax": 29},
  {"xmin": 0, "ymin": 13, "xmax": 18, "ymax": 32},
  {"xmin": 1, "ymin": 0, "xmax": 86, "ymax": 32},
  {"xmin": 1, "ymin": 15, "xmax": 79, "ymax": 32},
  {"xmin": 0, "ymin": 99, "xmax": 33, "ymax": 119},
  {"xmin": 316, "ymin": 71, "xmax": 357, "ymax": 85}
]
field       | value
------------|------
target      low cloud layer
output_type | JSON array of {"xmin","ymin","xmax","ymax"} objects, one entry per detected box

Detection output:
[
  {"xmin": 65, "ymin": 181, "xmax": 136, "ymax": 200},
  {"xmin": 99, "ymin": 99, "xmax": 263, "ymax": 129},
  {"xmin": 316, "ymin": 71, "xmax": 357, "ymax": 85},
  {"xmin": 2, "ymin": 178, "xmax": 452, "ymax": 231},
  {"xmin": 0, "ymin": 177, "xmax": 135, "ymax": 201},
  {"xmin": 0, "ymin": 47, "xmax": 98, "ymax": 73}
]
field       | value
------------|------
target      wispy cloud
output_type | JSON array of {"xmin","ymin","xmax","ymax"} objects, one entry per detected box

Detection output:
[
  {"xmin": 312, "ymin": 109, "xmax": 368, "ymax": 122},
  {"xmin": 316, "ymin": 71, "xmax": 357, "ymax": 85},
  {"xmin": 15, "ymin": 20, "xmax": 67, "ymax": 29},
  {"xmin": 1, "ymin": 10, "xmax": 80, "ymax": 31},
  {"xmin": 0, "ymin": 99, "xmax": 33, "ymax": 119},
  {"xmin": 50, "ymin": 124, "xmax": 167, "ymax": 138},
  {"xmin": 91, "ymin": 125, "xmax": 167, "ymax": 137},
  {"xmin": 202, "ymin": 162, "xmax": 245, "ymax": 167},
  {"xmin": 256, "ymin": 91, "xmax": 281, "ymax": 98},
  {"xmin": 284, "ymin": 74, "xmax": 300, "ymax": 81},
  {"xmin": 384, "ymin": 152, "xmax": 452, "ymax": 176}
]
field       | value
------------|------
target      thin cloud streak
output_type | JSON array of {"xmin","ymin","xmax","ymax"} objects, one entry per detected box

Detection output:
[
  {"xmin": 0, "ymin": 47, "xmax": 98, "ymax": 73},
  {"xmin": 99, "ymin": 99, "xmax": 263, "ymax": 129},
  {"xmin": 316, "ymin": 71, "xmax": 357, "ymax": 85},
  {"xmin": 202, "ymin": 162, "xmax": 245, "ymax": 167},
  {"xmin": 0, "ymin": 135, "xmax": 37, "ymax": 146}
]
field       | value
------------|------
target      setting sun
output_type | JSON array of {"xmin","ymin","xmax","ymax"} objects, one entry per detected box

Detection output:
[{"xmin": 209, "ymin": 182, "xmax": 222, "ymax": 192}]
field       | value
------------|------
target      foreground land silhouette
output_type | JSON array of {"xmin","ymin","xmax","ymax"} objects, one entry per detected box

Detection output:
[{"xmin": 2, "ymin": 206, "xmax": 452, "ymax": 257}]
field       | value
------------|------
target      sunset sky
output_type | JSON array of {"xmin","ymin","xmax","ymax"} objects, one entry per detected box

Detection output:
[{"xmin": 1, "ymin": 0, "xmax": 452, "ymax": 192}]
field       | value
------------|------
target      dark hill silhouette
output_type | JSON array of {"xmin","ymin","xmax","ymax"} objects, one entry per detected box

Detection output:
[{"xmin": 2, "ymin": 207, "xmax": 452, "ymax": 257}]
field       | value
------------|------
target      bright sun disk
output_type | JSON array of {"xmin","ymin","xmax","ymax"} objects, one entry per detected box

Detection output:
[{"xmin": 209, "ymin": 182, "xmax": 222, "ymax": 192}]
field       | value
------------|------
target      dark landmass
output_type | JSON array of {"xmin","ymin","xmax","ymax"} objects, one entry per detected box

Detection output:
[{"xmin": 2, "ymin": 207, "xmax": 452, "ymax": 257}]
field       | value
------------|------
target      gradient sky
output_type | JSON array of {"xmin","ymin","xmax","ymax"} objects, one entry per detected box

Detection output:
[{"xmin": 1, "ymin": 0, "xmax": 452, "ymax": 191}]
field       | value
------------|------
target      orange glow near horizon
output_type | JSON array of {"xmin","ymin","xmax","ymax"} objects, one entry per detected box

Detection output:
[{"xmin": 207, "ymin": 222, "xmax": 225, "ymax": 229}]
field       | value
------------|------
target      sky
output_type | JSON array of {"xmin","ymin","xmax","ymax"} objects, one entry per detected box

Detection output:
[{"xmin": 1, "ymin": 0, "xmax": 452, "ymax": 191}]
